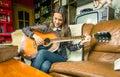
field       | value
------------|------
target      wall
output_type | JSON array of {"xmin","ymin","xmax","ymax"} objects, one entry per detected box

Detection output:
[{"xmin": 13, "ymin": 0, "xmax": 34, "ymax": 8}]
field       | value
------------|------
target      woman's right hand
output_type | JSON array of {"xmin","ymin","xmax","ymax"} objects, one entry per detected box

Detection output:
[{"xmin": 32, "ymin": 34, "xmax": 44, "ymax": 46}]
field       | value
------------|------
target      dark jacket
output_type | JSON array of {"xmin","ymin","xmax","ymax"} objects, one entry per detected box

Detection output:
[{"xmin": 22, "ymin": 23, "xmax": 83, "ymax": 59}]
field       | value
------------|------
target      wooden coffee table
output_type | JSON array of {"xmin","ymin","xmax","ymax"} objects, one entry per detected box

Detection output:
[{"xmin": 0, "ymin": 59, "xmax": 52, "ymax": 77}]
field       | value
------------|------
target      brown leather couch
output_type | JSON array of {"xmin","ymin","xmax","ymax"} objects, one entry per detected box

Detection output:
[{"xmin": 49, "ymin": 20, "xmax": 120, "ymax": 77}]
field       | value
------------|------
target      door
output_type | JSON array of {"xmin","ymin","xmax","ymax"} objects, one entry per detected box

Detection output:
[{"xmin": 13, "ymin": 4, "xmax": 34, "ymax": 30}]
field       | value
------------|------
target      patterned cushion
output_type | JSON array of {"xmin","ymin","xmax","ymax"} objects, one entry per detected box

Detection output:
[{"xmin": 67, "ymin": 24, "xmax": 84, "ymax": 61}]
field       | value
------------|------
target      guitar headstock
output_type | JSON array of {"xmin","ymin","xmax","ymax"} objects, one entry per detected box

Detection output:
[{"xmin": 94, "ymin": 32, "xmax": 111, "ymax": 42}]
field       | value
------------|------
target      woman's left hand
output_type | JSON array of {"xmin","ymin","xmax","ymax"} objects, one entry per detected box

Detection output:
[{"xmin": 79, "ymin": 34, "xmax": 91, "ymax": 45}]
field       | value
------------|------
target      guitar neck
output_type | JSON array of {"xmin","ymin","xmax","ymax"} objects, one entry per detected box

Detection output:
[{"xmin": 51, "ymin": 35, "xmax": 85, "ymax": 42}]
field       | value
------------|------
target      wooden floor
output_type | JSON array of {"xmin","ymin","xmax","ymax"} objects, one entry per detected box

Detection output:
[{"xmin": 0, "ymin": 58, "xmax": 52, "ymax": 77}]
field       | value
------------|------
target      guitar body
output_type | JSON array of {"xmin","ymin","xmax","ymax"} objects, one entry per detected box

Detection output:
[{"xmin": 20, "ymin": 31, "xmax": 59, "ymax": 57}]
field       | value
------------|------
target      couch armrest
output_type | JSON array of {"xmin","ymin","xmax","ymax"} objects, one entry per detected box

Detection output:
[
  {"xmin": 82, "ymin": 23, "xmax": 94, "ymax": 60},
  {"xmin": 0, "ymin": 45, "xmax": 18, "ymax": 62}
]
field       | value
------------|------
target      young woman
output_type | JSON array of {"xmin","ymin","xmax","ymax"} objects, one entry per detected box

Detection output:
[{"xmin": 22, "ymin": 6, "xmax": 91, "ymax": 73}]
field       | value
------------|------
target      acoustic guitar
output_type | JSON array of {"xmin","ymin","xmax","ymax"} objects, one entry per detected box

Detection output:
[{"xmin": 20, "ymin": 31, "xmax": 111, "ymax": 59}]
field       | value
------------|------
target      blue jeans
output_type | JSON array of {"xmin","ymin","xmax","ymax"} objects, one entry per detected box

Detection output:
[{"xmin": 31, "ymin": 49, "xmax": 67, "ymax": 73}]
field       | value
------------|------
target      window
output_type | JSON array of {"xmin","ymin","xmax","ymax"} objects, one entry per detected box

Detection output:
[{"xmin": 18, "ymin": 11, "xmax": 29, "ymax": 29}]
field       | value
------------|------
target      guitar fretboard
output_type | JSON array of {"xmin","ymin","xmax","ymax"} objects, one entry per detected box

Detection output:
[{"xmin": 51, "ymin": 35, "xmax": 85, "ymax": 42}]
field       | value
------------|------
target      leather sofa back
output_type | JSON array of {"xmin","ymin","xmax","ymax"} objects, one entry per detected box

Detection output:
[
  {"xmin": 91, "ymin": 20, "xmax": 120, "ymax": 52},
  {"xmin": 82, "ymin": 20, "xmax": 120, "ymax": 64}
]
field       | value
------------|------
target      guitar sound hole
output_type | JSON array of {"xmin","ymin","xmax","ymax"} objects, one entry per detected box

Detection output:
[{"xmin": 44, "ymin": 38, "xmax": 50, "ymax": 45}]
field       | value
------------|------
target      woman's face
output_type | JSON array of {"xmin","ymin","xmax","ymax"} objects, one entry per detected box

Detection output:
[{"xmin": 53, "ymin": 13, "xmax": 63, "ymax": 27}]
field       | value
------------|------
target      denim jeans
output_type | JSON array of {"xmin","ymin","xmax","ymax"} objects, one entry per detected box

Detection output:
[{"xmin": 31, "ymin": 49, "xmax": 67, "ymax": 73}]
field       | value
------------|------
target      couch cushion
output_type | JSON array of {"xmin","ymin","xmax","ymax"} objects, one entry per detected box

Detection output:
[
  {"xmin": 66, "ymin": 24, "xmax": 83, "ymax": 61},
  {"xmin": 49, "ymin": 72, "xmax": 74, "ymax": 77},
  {"xmin": 11, "ymin": 29, "xmax": 23, "ymax": 52},
  {"xmin": 88, "ymin": 51, "xmax": 120, "ymax": 64},
  {"xmin": 50, "ymin": 61, "xmax": 120, "ymax": 77}
]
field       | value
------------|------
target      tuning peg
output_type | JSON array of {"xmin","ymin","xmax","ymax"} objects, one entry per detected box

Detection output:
[{"xmin": 94, "ymin": 31, "xmax": 111, "ymax": 43}]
